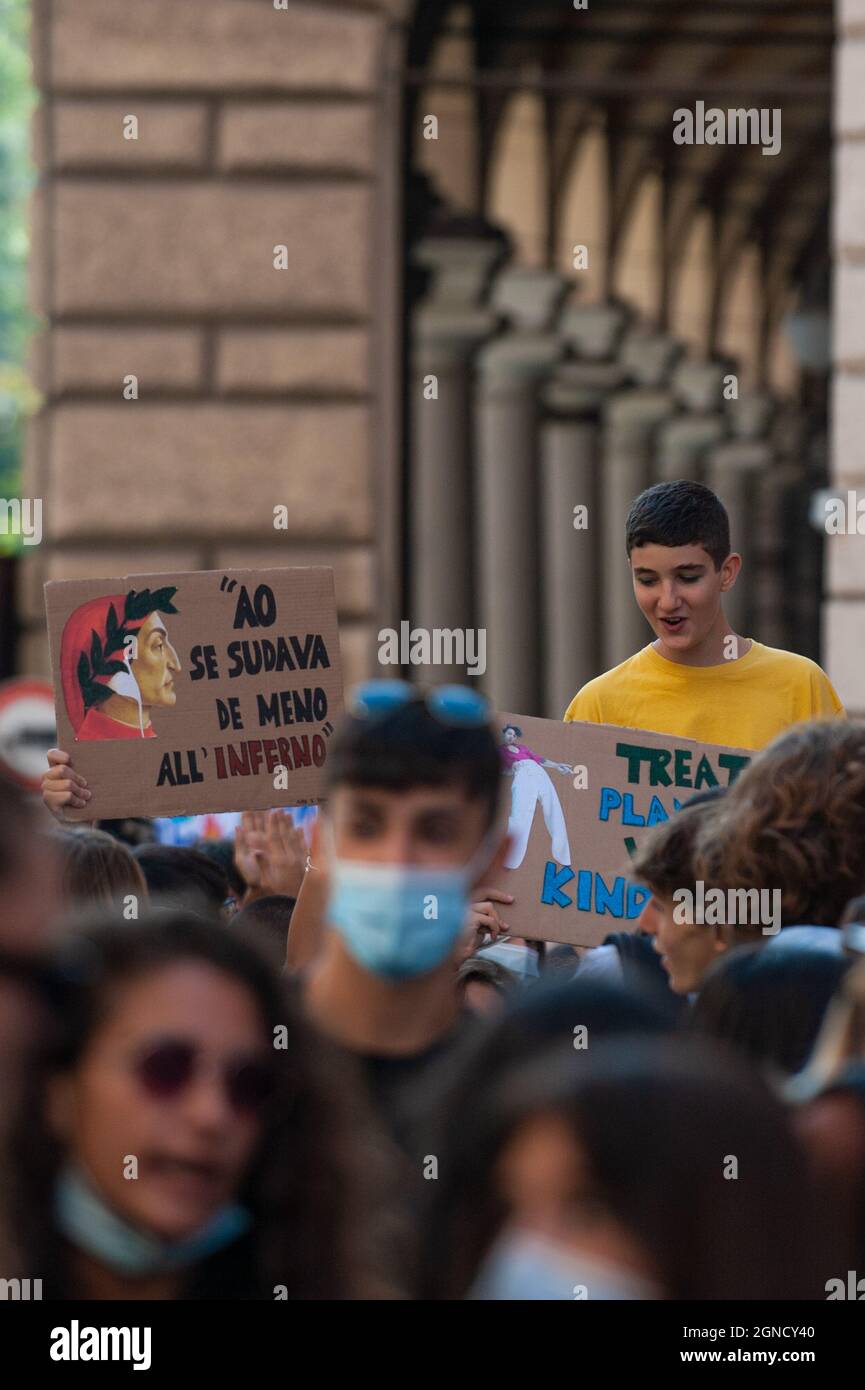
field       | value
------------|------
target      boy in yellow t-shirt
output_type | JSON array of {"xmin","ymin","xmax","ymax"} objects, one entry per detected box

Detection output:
[{"xmin": 564, "ymin": 480, "xmax": 844, "ymax": 750}]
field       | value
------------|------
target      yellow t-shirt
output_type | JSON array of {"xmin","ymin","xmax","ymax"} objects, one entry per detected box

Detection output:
[{"xmin": 563, "ymin": 641, "xmax": 844, "ymax": 750}]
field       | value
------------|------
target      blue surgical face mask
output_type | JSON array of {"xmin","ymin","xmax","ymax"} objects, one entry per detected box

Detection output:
[
  {"xmin": 56, "ymin": 1164, "xmax": 251, "ymax": 1278},
  {"xmin": 468, "ymin": 1228, "xmax": 660, "ymax": 1301},
  {"xmin": 325, "ymin": 822, "xmax": 499, "ymax": 981}
]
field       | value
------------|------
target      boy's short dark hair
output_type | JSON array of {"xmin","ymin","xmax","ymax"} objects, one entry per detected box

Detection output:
[
  {"xmin": 326, "ymin": 698, "xmax": 503, "ymax": 827},
  {"xmin": 626, "ymin": 480, "xmax": 731, "ymax": 570}
]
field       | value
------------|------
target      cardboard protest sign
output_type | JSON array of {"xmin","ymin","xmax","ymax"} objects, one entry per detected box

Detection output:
[
  {"xmin": 488, "ymin": 713, "xmax": 752, "ymax": 948},
  {"xmin": 45, "ymin": 567, "xmax": 343, "ymax": 820}
]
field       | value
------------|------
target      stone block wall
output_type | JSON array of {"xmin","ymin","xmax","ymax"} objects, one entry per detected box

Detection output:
[{"xmin": 22, "ymin": 0, "xmax": 409, "ymax": 689}]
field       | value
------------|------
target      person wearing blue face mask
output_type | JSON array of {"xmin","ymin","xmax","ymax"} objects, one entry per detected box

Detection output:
[
  {"xmin": 303, "ymin": 681, "xmax": 512, "ymax": 1159},
  {"xmin": 424, "ymin": 1037, "xmax": 830, "ymax": 1301}
]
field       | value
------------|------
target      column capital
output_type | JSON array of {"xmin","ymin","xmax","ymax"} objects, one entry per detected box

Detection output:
[
  {"xmin": 670, "ymin": 360, "xmax": 730, "ymax": 414},
  {"xmin": 655, "ymin": 414, "xmax": 727, "ymax": 478},
  {"xmin": 559, "ymin": 301, "xmax": 631, "ymax": 361},
  {"xmin": 605, "ymin": 388, "xmax": 675, "ymax": 436},
  {"xmin": 476, "ymin": 332, "xmax": 561, "ymax": 387},
  {"xmin": 725, "ymin": 391, "xmax": 775, "ymax": 440},
  {"xmin": 491, "ymin": 267, "xmax": 570, "ymax": 331},
  {"xmin": 543, "ymin": 359, "xmax": 627, "ymax": 414},
  {"xmin": 707, "ymin": 439, "xmax": 773, "ymax": 475},
  {"xmin": 657, "ymin": 414, "xmax": 726, "ymax": 447},
  {"xmin": 413, "ymin": 235, "xmax": 505, "ymax": 308},
  {"xmin": 619, "ymin": 328, "xmax": 684, "ymax": 388},
  {"xmin": 413, "ymin": 301, "xmax": 499, "ymax": 362}
]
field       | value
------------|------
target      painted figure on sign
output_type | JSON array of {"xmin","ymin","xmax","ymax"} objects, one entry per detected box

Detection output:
[
  {"xmin": 60, "ymin": 588, "xmax": 181, "ymax": 741},
  {"xmin": 500, "ymin": 723, "xmax": 573, "ymax": 870}
]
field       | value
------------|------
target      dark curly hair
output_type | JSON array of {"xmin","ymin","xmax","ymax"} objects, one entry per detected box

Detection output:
[
  {"xmin": 9, "ymin": 910, "xmax": 389, "ymax": 1299},
  {"xmin": 694, "ymin": 721, "xmax": 865, "ymax": 929}
]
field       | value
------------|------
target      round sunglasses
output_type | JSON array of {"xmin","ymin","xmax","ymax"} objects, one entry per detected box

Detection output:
[{"xmin": 130, "ymin": 1038, "xmax": 276, "ymax": 1116}]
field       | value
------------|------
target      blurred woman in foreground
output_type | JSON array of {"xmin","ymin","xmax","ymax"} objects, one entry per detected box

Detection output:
[
  {"xmin": 424, "ymin": 1036, "xmax": 834, "ymax": 1300},
  {"xmin": 9, "ymin": 910, "xmax": 386, "ymax": 1298}
]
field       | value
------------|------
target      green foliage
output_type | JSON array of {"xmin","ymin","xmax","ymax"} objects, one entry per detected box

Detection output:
[
  {"xmin": 125, "ymin": 587, "xmax": 180, "ymax": 622},
  {"xmin": 0, "ymin": 0, "xmax": 38, "ymax": 554}
]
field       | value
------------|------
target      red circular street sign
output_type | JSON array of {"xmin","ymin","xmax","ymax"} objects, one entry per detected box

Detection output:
[{"xmin": 0, "ymin": 678, "xmax": 57, "ymax": 791}]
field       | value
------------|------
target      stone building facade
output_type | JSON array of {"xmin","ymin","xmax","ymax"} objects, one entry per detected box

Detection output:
[
  {"xmin": 18, "ymin": 0, "xmax": 865, "ymax": 718},
  {"xmin": 21, "ymin": 0, "xmax": 410, "ymax": 689}
]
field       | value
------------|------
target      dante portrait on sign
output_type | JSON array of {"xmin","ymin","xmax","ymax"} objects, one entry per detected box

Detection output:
[{"xmin": 60, "ymin": 588, "xmax": 181, "ymax": 741}]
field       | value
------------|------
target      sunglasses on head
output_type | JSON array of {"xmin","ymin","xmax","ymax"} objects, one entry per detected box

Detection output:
[
  {"xmin": 131, "ymin": 1038, "xmax": 276, "ymax": 1116},
  {"xmin": 350, "ymin": 680, "xmax": 490, "ymax": 728}
]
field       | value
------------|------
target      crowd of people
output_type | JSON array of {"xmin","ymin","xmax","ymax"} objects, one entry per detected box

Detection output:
[
  {"xmin": 0, "ymin": 480, "xmax": 862, "ymax": 1301},
  {"xmin": 0, "ymin": 695, "xmax": 859, "ymax": 1301}
]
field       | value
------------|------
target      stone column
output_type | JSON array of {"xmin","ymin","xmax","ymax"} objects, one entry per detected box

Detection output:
[
  {"xmin": 726, "ymin": 389, "xmax": 775, "ymax": 443},
  {"xmin": 654, "ymin": 361, "xmax": 728, "ymax": 490},
  {"xmin": 409, "ymin": 237, "xmax": 499, "ymax": 682},
  {"xmin": 750, "ymin": 462, "xmax": 798, "ymax": 650},
  {"xmin": 828, "ymin": 2, "xmax": 865, "ymax": 715},
  {"xmin": 723, "ymin": 391, "xmax": 788, "ymax": 650},
  {"xmin": 602, "ymin": 390, "xmax": 677, "ymax": 667},
  {"xmin": 782, "ymin": 422, "xmax": 825, "ymax": 662},
  {"xmin": 540, "ymin": 359, "xmax": 627, "ymax": 718},
  {"xmin": 704, "ymin": 440, "xmax": 771, "ymax": 638},
  {"xmin": 600, "ymin": 330, "xmax": 682, "ymax": 669},
  {"xmin": 474, "ymin": 268, "xmax": 566, "ymax": 712}
]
